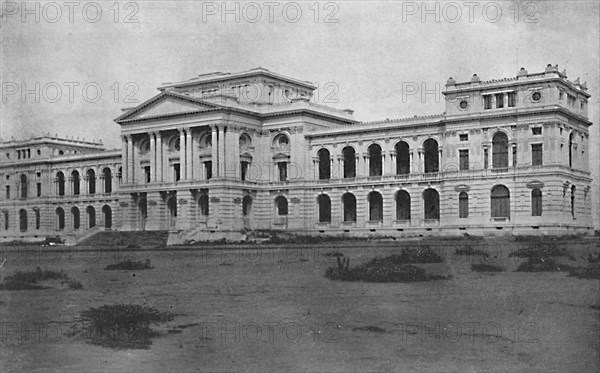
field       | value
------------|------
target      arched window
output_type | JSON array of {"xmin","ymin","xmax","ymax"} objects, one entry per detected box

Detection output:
[
  {"xmin": 317, "ymin": 149, "xmax": 331, "ymax": 180},
  {"xmin": 571, "ymin": 185, "xmax": 576, "ymax": 217},
  {"xmin": 103, "ymin": 168, "xmax": 112, "ymax": 194},
  {"xmin": 531, "ymin": 189, "xmax": 542, "ymax": 216},
  {"xmin": 71, "ymin": 207, "xmax": 80, "ymax": 229},
  {"xmin": 368, "ymin": 191, "xmax": 383, "ymax": 221},
  {"xmin": 242, "ymin": 195, "xmax": 252, "ymax": 217},
  {"xmin": 56, "ymin": 207, "xmax": 65, "ymax": 230},
  {"xmin": 342, "ymin": 146, "xmax": 356, "ymax": 178},
  {"xmin": 491, "ymin": 185, "xmax": 510, "ymax": 219},
  {"xmin": 423, "ymin": 139, "xmax": 439, "ymax": 173},
  {"xmin": 102, "ymin": 205, "xmax": 112, "ymax": 229},
  {"xmin": 275, "ymin": 196, "xmax": 288, "ymax": 216},
  {"xmin": 19, "ymin": 209, "xmax": 27, "ymax": 231},
  {"xmin": 396, "ymin": 190, "xmax": 411, "ymax": 221},
  {"xmin": 342, "ymin": 193, "xmax": 356, "ymax": 222},
  {"xmin": 568, "ymin": 133, "xmax": 574, "ymax": 168},
  {"xmin": 199, "ymin": 195, "xmax": 209, "ymax": 216},
  {"xmin": 317, "ymin": 194, "xmax": 331, "ymax": 223},
  {"xmin": 368, "ymin": 144, "xmax": 382, "ymax": 176},
  {"xmin": 423, "ymin": 188, "xmax": 440, "ymax": 220},
  {"xmin": 20, "ymin": 174, "xmax": 28, "ymax": 199},
  {"xmin": 492, "ymin": 132, "xmax": 509, "ymax": 169},
  {"xmin": 395, "ymin": 141, "xmax": 410, "ymax": 175},
  {"xmin": 87, "ymin": 169, "xmax": 96, "ymax": 194},
  {"xmin": 56, "ymin": 172, "xmax": 65, "ymax": 196},
  {"xmin": 86, "ymin": 206, "xmax": 96, "ymax": 228},
  {"xmin": 273, "ymin": 134, "xmax": 290, "ymax": 151},
  {"xmin": 459, "ymin": 192, "xmax": 469, "ymax": 218},
  {"xmin": 71, "ymin": 171, "xmax": 80, "ymax": 195}
]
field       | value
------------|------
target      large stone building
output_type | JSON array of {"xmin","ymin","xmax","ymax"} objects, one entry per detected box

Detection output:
[{"xmin": 0, "ymin": 65, "xmax": 594, "ymax": 243}]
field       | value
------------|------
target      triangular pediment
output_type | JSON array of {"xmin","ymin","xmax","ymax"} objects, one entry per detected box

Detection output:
[{"xmin": 116, "ymin": 92, "xmax": 217, "ymax": 122}]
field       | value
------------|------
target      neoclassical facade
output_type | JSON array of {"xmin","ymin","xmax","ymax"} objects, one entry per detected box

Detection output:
[{"xmin": 0, "ymin": 66, "xmax": 594, "ymax": 243}]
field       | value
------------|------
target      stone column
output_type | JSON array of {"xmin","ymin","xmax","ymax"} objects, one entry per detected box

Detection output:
[
  {"xmin": 389, "ymin": 150, "xmax": 396, "ymax": 175},
  {"xmin": 409, "ymin": 151, "xmax": 415, "ymax": 174},
  {"xmin": 313, "ymin": 158, "xmax": 319, "ymax": 180},
  {"xmin": 186, "ymin": 128, "xmax": 193, "ymax": 180},
  {"xmin": 418, "ymin": 149, "xmax": 424, "ymax": 173},
  {"xmin": 337, "ymin": 155, "xmax": 343, "ymax": 179},
  {"xmin": 355, "ymin": 155, "xmax": 361, "ymax": 177},
  {"xmin": 122, "ymin": 136, "xmax": 129, "ymax": 184},
  {"xmin": 438, "ymin": 147, "xmax": 443, "ymax": 171},
  {"xmin": 156, "ymin": 132, "xmax": 163, "ymax": 182},
  {"xmin": 150, "ymin": 133, "xmax": 156, "ymax": 182},
  {"xmin": 330, "ymin": 157, "xmax": 335, "ymax": 179},
  {"xmin": 179, "ymin": 128, "xmax": 186, "ymax": 180},
  {"xmin": 218, "ymin": 125, "xmax": 226, "ymax": 178},
  {"xmin": 127, "ymin": 135, "xmax": 134, "ymax": 183},
  {"xmin": 211, "ymin": 125, "xmax": 219, "ymax": 178},
  {"xmin": 382, "ymin": 151, "xmax": 389, "ymax": 175},
  {"xmin": 229, "ymin": 127, "xmax": 240, "ymax": 180},
  {"xmin": 363, "ymin": 154, "xmax": 369, "ymax": 176}
]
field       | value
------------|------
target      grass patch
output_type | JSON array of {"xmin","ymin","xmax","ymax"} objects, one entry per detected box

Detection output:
[
  {"xmin": 325, "ymin": 255, "xmax": 444, "ymax": 283},
  {"xmin": 0, "ymin": 267, "xmax": 80, "ymax": 291},
  {"xmin": 456, "ymin": 246, "xmax": 489, "ymax": 258},
  {"xmin": 71, "ymin": 304, "xmax": 174, "ymax": 349},
  {"xmin": 105, "ymin": 259, "xmax": 153, "ymax": 271},
  {"xmin": 471, "ymin": 263, "xmax": 504, "ymax": 272}
]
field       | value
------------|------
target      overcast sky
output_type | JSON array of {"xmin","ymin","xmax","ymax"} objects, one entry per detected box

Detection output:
[{"xmin": 1, "ymin": 0, "xmax": 599, "ymax": 226}]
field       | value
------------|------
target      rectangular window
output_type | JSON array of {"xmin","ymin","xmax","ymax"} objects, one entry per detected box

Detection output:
[
  {"xmin": 459, "ymin": 134, "xmax": 468, "ymax": 141},
  {"xmin": 278, "ymin": 162, "xmax": 287, "ymax": 182},
  {"xmin": 507, "ymin": 92, "xmax": 516, "ymax": 107},
  {"xmin": 5, "ymin": 185, "xmax": 9, "ymax": 199},
  {"xmin": 532, "ymin": 127, "xmax": 542, "ymax": 135},
  {"xmin": 459, "ymin": 150, "xmax": 469, "ymax": 171},
  {"xmin": 484, "ymin": 148, "xmax": 489, "ymax": 169},
  {"xmin": 173, "ymin": 164, "xmax": 181, "ymax": 182},
  {"xmin": 36, "ymin": 183, "xmax": 41, "ymax": 197},
  {"xmin": 241, "ymin": 161, "xmax": 249, "ymax": 181},
  {"xmin": 495, "ymin": 93, "xmax": 504, "ymax": 108},
  {"xmin": 483, "ymin": 95, "xmax": 492, "ymax": 110},
  {"xmin": 512, "ymin": 146, "xmax": 517, "ymax": 167},
  {"xmin": 144, "ymin": 166, "xmax": 151, "ymax": 183},
  {"xmin": 204, "ymin": 161, "xmax": 212, "ymax": 180},
  {"xmin": 532, "ymin": 144, "xmax": 543, "ymax": 166}
]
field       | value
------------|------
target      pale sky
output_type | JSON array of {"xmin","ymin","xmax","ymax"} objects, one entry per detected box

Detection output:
[{"xmin": 1, "ymin": 0, "xmax": 599, "ymax": 227}]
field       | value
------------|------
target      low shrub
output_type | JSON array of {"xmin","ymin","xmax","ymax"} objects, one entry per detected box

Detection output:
[
  {"xmin": 515, "ymin": 257, "xmax": 567, "ymax": 272},
  {"xmin": 73, "ymin": 304, "xmax": 174, "ymax": 349},
  {"xmin": 322, "ymin": 251, "xmax": 344, "ymax": 257},
  {"xmin": 568, "ymin": 263, "xmax": 600, "ymax": 280},
  {"xmin": 68, "ymin": 280, "xmax": 83, "ymax": 289},
  {"xmin": 471, "ymin": 263, "xmax": 503, "ymax": 272},
  {"xmin": 456, "ymin": 246, "xmax": 489, "ymax": 257},
  {"xmin": 105, "ymin": 259, "xmax": 153, "ymax": 271},
  {"xmin": 396, "ymin": 246, "xmax": 444, "ymax": 263},
  {"xmin": 509, "ymin": 243, "xmax": 566, "ymax": 259},
  {"xmin": 0, "ymin": 267, "xmax": 73, "ymax": 291},
  {"xmin": 325, "ymin": 255, "xmax": 442, "ymax": 283}
]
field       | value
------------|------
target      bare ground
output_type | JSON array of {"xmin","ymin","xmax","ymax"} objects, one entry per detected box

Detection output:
[{"xmin": 1, "ymin": 238, "xmax": 599, "ymax": 372}]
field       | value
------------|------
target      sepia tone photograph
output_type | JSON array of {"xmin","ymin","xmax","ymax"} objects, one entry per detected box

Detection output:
[{"xmin": 1, "ymin": 1, "xmax": 599, "ymax": 372}]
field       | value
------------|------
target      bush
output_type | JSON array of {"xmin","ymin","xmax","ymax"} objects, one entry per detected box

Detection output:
[
  {"xmin": 396, "ymin": 246, "xmax": 444, "ymax": 263},
  {"xmin": 568, "ymin": 263, "xmax": 600, "ymax": 280},
  {"xmin": 325, "ymin": 255, "xmax": 442, "ymax": 283},
  {"xmin": 515, "ymin": 257, "xmax": 566, "ymax": 272},
  {"xmin": 73, "ymin": 304, "xmax": 174, "ymax": 349},
  {"xmin": 105, "ymin": 259, "xmax": 153, "ymax": 271},
  {"xmin": 0, "ymin": 267, "xmax": 71, "ymax": 291},
  {"xmin": 471, "ymin": 263, "xmax": 503, "ymax": 272},
  {"xmin": 456, "ymin": 246, "xmax": 489, "ymax": 257},
  {"xmin": 68, "ymin": 280, "xmax": 83, "ymax": 289},
  {"xmin": 322, "ymin": 251, "xmax": 344, "ymax": 257},
  {"xmin": 509, "ymin": 243, "xmax": 566, "ymax": 259}
]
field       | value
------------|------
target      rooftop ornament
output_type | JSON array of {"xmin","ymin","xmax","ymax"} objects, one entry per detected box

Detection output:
[
  {"xmin": 446, "ymin": 77, "xmax": 456, "ymax": 86},
  {"xmin": 470, "ymin": 74, "xmax": 480, "ymax": 82}
]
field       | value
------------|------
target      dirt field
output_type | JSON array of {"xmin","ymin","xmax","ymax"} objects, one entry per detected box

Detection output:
[{"xmin": 1, "ymin": 238, "xmax": 599, "ymax": 372}]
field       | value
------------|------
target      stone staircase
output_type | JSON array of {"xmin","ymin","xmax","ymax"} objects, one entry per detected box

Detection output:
[{"xmin": 76, "ymin": 230, "xmax": 169, "ymax": 248}]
